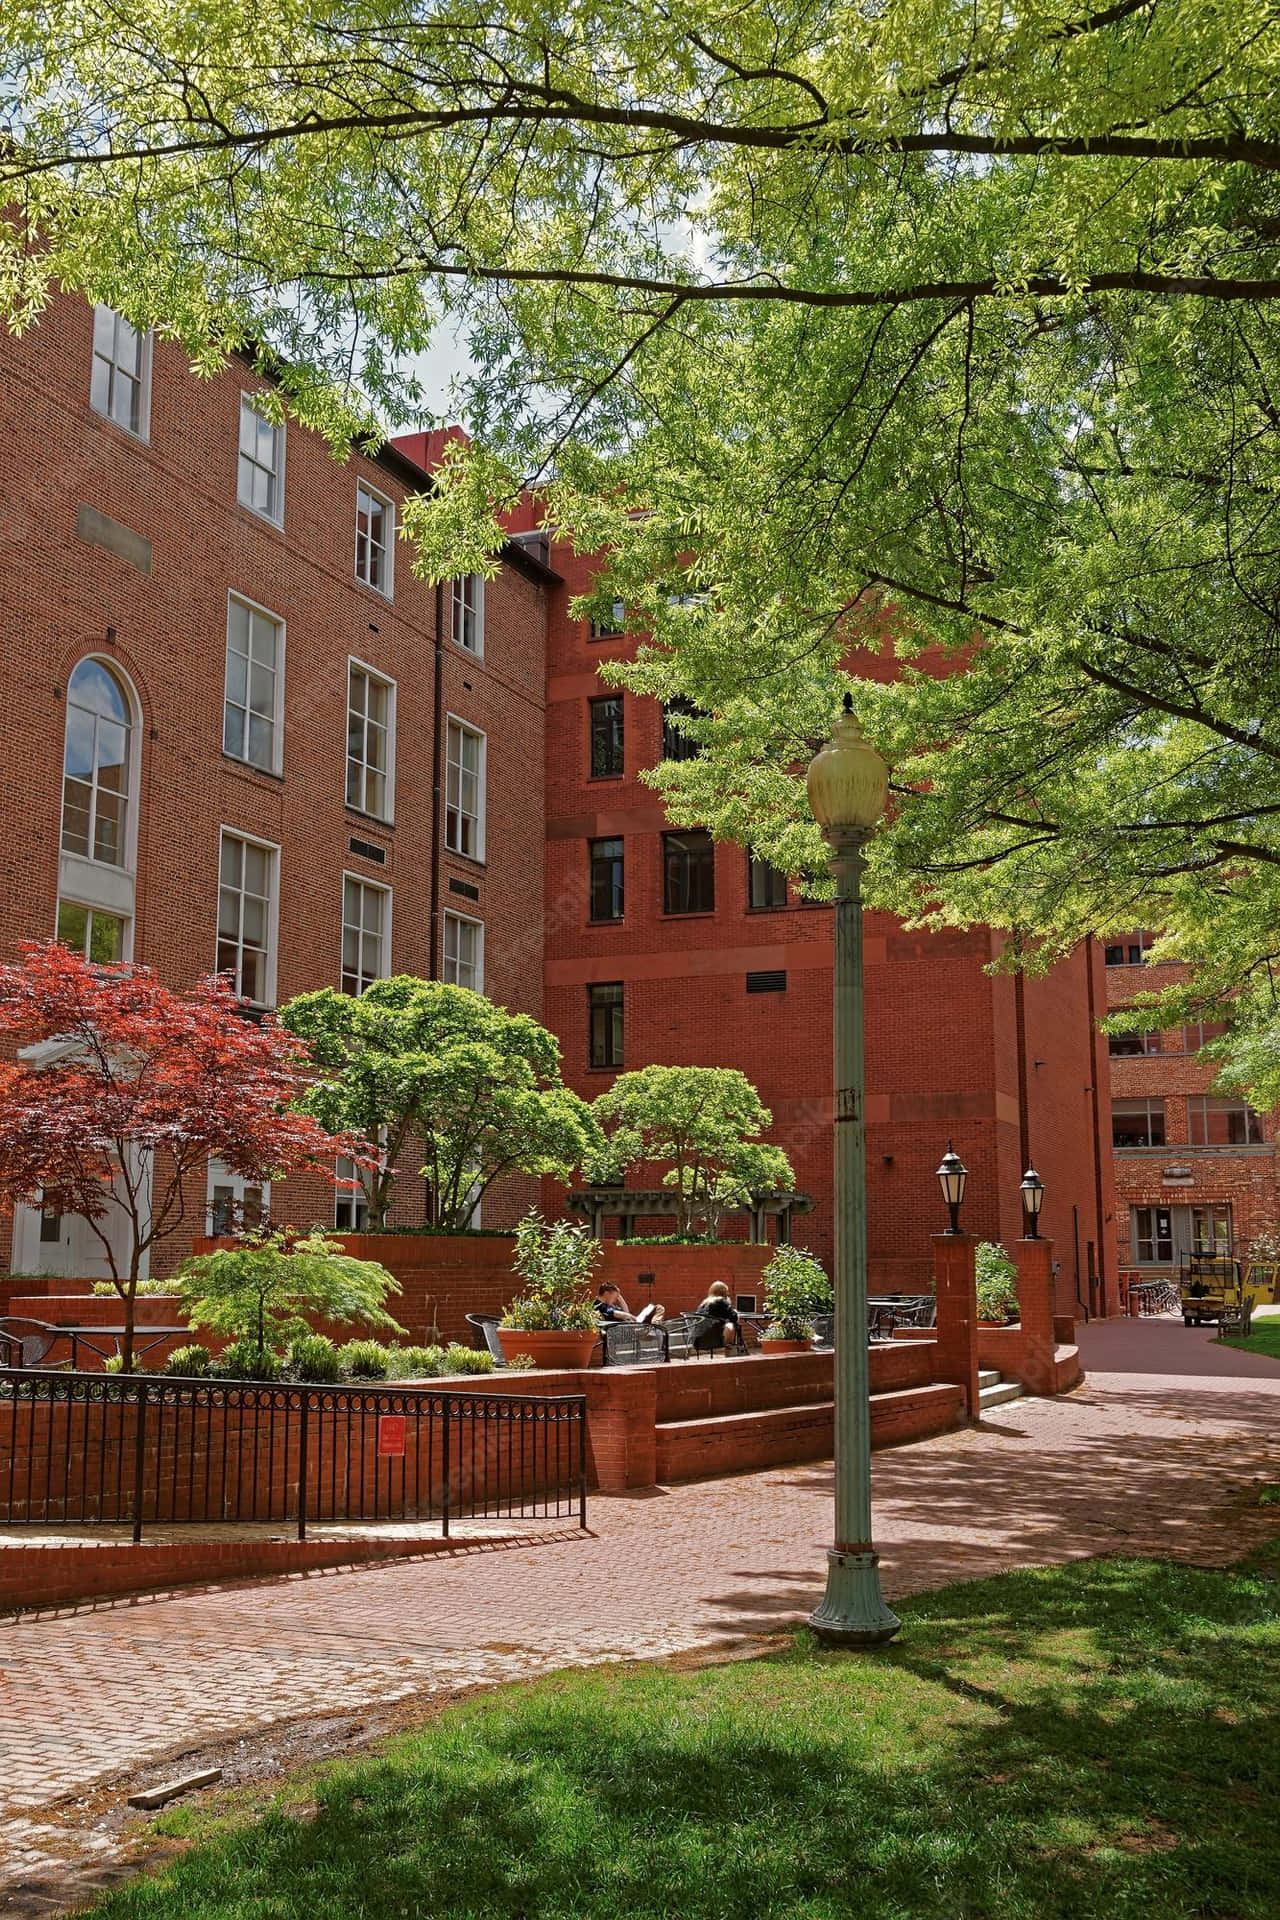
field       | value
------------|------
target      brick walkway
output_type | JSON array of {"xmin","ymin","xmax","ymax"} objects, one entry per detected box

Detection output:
[{"xmin": 2, "ymin": 1317, "xmax": 1278, "ymax": 1904}]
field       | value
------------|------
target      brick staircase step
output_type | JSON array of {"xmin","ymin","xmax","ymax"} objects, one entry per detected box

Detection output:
[
  {"xmin": 654, "ymin": 1382, "xmax": 964, "ymax": 1483},
  {"xmin": 978, "ymin": 1379, "xmax": 1024, "ymax": 1409}
]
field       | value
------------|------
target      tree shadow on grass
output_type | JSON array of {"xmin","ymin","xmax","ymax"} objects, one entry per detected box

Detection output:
[{"xmin": 93, "ymin": 1556, "xmax": 1280, "ymax": 1920}]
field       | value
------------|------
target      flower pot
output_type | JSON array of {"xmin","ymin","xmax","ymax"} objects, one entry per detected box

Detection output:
[
  {"xmin": 760, "ymin": 1336, "xmax": 811, "ymax": 1355},
  {"xmin": 497, "ymin": 1327, "xmax": 600, "ymax": 1369}
]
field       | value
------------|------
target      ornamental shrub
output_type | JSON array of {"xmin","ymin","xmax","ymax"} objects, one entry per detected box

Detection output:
[
  {"xmin": 500, "ymin": 1213, "xmax": 601, "ymax": 1331},
  {"xmin": 443, "ymin": 1343, "xmax": 494, "ymax": 1375},
  {"xmin": 218, "ymin": 1338, "xmax": 283, "ymax": 1380},
  {"xmin": 287, "ymin": 1333, "xmax": 342, "ymax": 1382},
  {"xmin": 339, "ymin": 1338, "xmax": 391, "ymax": 1379},
  {"xmin": 505, "ymin": 1351, "xmax": 537, "ymax": 1372},
  {"xmin": 388, "ymin": 1344, "xmax": 446, "ymax": 1378},
  {"xmin": 761, "ymin": 1246, "xmax": 833, "ymax": 1339},
  {"xmin": 164, "ymin": 1343, "xmax": 212, "ymax": 1377},
  {"xmin": 975, "ymin": 1243, "xmax": 1019, "ymax": 1322}
]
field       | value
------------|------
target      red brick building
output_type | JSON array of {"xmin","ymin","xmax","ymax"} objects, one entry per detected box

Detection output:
[
  {"xmin": 1105, "ymin": 935, "xmax": 1278, "ymax": 1274},
  {"xmin": 0, "ymin": 292, "xmax": 1117, "ymax": 1314}
]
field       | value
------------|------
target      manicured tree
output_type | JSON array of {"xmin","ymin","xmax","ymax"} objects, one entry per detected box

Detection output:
[
  {"xmin": 173, "ymin": 1229, "xmax": 403, "ymax": 1377},
  {"xmin": 0, "ymin": 942, "xmax": 361, "ymax": 1371},
  {"xmin": 588, "ymin": 1066, "xmax": 793, "ymax": 1239},
  {"xmin": 279, "ymin": 977, "xmax": 604, "ymax": 1230}
]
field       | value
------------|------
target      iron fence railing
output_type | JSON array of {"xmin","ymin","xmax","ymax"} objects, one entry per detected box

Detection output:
[{"xmin": 0, "ymin": 1368, "xmax": 587, "ymax": 1542}]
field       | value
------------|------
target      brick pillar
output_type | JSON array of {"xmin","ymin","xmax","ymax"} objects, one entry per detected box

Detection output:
[
  {"xmin": 1013, "ymin": 1236, "xmax": 1057, "ymax": 1393},
  {"xmin": 931, "ymin": 1234, "xmax": 980, "ymax": 1419}
]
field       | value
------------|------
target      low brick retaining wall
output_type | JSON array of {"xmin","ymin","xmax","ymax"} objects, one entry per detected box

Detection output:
[{"xmin": 978, "ymin": 1329, "xmax": 1083, "ymax": 1395}]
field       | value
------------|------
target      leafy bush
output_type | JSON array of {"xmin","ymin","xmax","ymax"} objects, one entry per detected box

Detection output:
[
  {"xmin": 443, "ymin": 1343, "xmax": 494, "ymax": 1375},
  {"xmin": 91, "ymin": 1277, "xmax": 174, "ymax": 1297},
  {"xmin": 217, "ymin": 1338, "xmax": 283, "ymax": 1380},
  {"xmin": 505, "ymin": 1351, "xmax": 537, "ymax": 1372},
  {"xmin": 387, "ymin": 1344, "xmax": 446, "ymax": 1378},
  {"xmin": 103, "ymin": 1352, "xmax": 126, "ymax": 1374},
  {"xmin": 501, "ymin": 1213, "xmax": 602, "ymax": 1331},
  {"xmin": 339, "ymin": 1338, "xmax": 391, "ymax": 1379},
  {"xmin": 164, "ymin": 1343, "xmax": 212, "ymax": 1377},
  {"xmin": 975, "ymin": 1243, "xmax": 1019, "ymax": 1322},
  {"xmin": 761, "ymin": 1246, "xmax": 833, "ymax": 1339},
  {"xmin": 287, "ymin": 1333, "xmax": 342, "ymax": 1382}
]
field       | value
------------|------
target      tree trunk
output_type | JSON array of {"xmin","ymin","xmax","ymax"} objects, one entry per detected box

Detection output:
[{"xmin": 120, "ymin": 1270, "xmax": 138, "ymax": 1375}]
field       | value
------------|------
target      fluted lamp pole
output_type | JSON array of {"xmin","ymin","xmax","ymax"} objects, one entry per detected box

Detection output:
[{"xmin": 805, "ymin": 694, "xmax": 901, "ymax": 1648}]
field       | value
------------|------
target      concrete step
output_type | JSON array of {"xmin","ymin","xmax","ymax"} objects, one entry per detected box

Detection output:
[
  {"xmin": 654, "ymin": 1382, "xmax": 965, "ymax": 1483},
  {"xmin": 979, "ymin": 1378, "xmax": 1024, "ymax": 1410},
  {"xmin": 977, "ymin": 1369, "xmax": 1001, "ymax": 1389}
]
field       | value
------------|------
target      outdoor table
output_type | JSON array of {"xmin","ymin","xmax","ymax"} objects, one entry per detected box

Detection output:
[{"xmin": 48, "ymin": 1323, "xmax": 190, "ymax": 1367}]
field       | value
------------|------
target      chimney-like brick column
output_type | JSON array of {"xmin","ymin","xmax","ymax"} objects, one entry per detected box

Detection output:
[
  {"xmin": 931, "ymin": 1233, "xmax": 980, "ymax": 1419},
  {"xmin": 1013, "ymin": 1236, "xmax": 1058, "ymax": 1394}
]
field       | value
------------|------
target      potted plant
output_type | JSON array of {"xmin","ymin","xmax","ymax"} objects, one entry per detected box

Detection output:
[
  {"xmin": 975, "ymin": 1242, "xmax": 1019, "ymax": 1326},
  {"xmin": 760, "ymin": 1246, "xmax": 833, "ymax": 1353},
  {"xmin": 498, "ymin": 1214, "xmax": 603, "ymax": 1368}
]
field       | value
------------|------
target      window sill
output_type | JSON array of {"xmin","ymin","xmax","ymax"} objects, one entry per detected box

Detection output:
[
  {"xmin": 237, "ymin": 502, "xmax": 286, "ymax": 535},
  {"xmin": 587, "ymin": 1063, "xmax": 623, "ymax": 1074},
  {"xmin": 586, "ymin": 774, "xmax": 625, "ymax": 784},
  {"xmin": 88, "ymin": 409, "xmax": 151, "ymax": 448},
  {"xmin": 222, "ymin": 754, "xmax": 284, "ymax": 785},
  {"xmin": 588, "ymin": 918, "xmax": 626, "ymax": 928},
  {"xmin": 448, "ymin": 638, "xmax": 485, "ymax": 663},
  {"xmin": 345, "ymin": 805, "xmax": 395, "ymax": 832},
  {"xmin": 662, "ymin": 909, "xmax": 716, "ymax": 919},
  {"xmin": 444, "ymin": 846, "xmax": 487, "ymax": 870},
  {"xmin": 353, "ymin": 576, "xmax": 395, "ymax": 605}
]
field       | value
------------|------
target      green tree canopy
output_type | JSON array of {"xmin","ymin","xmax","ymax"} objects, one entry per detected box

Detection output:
[
  {"xmin": 588, "ymin": 1066, "xmax": 794, "ymax": 1238},
  {"xmin": 174, "ymin": 1229, "xmax": 403, "ymax": 1374},
  {"xmin": 280, "ymin": 978, "xmax": 603, "ymax": 1231},
  {"xmin": 7, "ymin": 5, "xmax": 1280, "ymax": 1090}
]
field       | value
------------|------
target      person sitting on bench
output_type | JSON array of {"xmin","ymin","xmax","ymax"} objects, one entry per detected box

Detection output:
[
  {"xmin": 595, "ymin": 1282, "xmax": 664, "ymax": 1325},
  {"xmin": 690, "ymin": 1281, "xmax": 741, "ymax": 1353}
]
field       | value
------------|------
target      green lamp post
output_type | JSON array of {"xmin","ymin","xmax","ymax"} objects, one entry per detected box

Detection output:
[{"xmin": 806, "ymin": 693, "xmax": 901, "ymax": 1648}]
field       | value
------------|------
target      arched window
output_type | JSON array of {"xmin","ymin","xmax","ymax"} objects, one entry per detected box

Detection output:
[{"xmin": 61, "ymin": 658, "xmax": 134, "ymax": 868}]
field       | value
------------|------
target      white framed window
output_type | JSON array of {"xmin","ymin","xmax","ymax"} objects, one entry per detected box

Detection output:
[
  {"xmin": 61, "ymin": 657, "xmax": 136, "ymax": 869},
  {"xmin": 346, "ymin": 660, "xmax": 395, "ymax": 820},
  {"xmin": 355, "ymin": 482, "xmax": 394, "ymax": 596},
  {"xmin": 207, "ymin": 1159, "xmax": 268, "ymax": 1238},
  {"xmin": 342, "ymin": 874, "xmax": 390, "ymax": 995},
  {"xmin": 224, "ymin": 593, "xmax": 284, "ymax": 773},
  {"xmin": 445, "ymin": 717, "xmax": 486, "ymax": 859},
  {"xmin": 442, "ymin": 911, "xmax": 484, "ymax": 991},
  {"xmin": 334, "ymin": 1155, "xmax": 370, "ymax": 1232},
  {"xmin": 451, "ymin": 574, "xmax": 484, "ymax": 656},
  {"xmin": 56, "ymin": 900, "xmax": 128, "ymax": 964},
  {"xmin": 237, "ymin": 394, "xmax": 285, "ymax": 525},
  {"xmin": 90, "ymin": 306, "xmax": 151, "ymax": 439},
  {"xmin": 217, "ymin": 830, "xmax": 278, "ymax": 1006}
]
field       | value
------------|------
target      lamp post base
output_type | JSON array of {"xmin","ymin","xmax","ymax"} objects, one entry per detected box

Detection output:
[{"xmin": 808, "ymin": 1548, "xmax": 902, "ymax": 1647}]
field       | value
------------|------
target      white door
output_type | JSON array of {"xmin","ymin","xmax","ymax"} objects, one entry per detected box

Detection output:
[{"xmin": 11, "ymin": 1159, "xmax": 151, "ymax": 1284}]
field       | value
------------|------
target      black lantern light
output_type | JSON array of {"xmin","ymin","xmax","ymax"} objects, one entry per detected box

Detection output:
[
  {"xmin": 1020, "ymin": 1165, "xmax": 1045, "ymax": 1238},
  {"xmin": 935, "ymin": 1141, "xmax": 968, "ymax": 1235}
]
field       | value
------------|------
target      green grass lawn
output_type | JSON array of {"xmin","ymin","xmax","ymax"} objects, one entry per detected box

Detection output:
[
  {"xmin": 1221, "ymin": 1318, "xmax": 1280, "ymax": 1360},
  {"xmin": 91, "ymin": 1549, "xmax": 1280, "ymax": 1920}
]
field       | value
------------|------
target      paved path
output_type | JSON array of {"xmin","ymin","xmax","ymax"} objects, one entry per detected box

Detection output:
[{"xmin": 2, "ymin": 1317, "xmax": 1278, "ymax": 1905}]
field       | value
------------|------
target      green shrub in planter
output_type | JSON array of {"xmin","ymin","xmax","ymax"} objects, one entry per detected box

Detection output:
[
  {"xmin": 761, "ymin": 1246, "xmax": 833, "ymax": 1340},
  {"xmin": 500, "ymin": 1213, "xmax": 602, "ymax": 1332},
  {"xmin": 218, "ymin": 1338, "xmax": 283, "ymax": 1380},
  {"xmin": 339, "ymin": 1338, "xmax": 391, "ymax": 1379},
  {"xmin": 505, "ymin": 1351, "xmax": 537, "ymax": 1372},
  {"xmin": 287, "ymin": 1333, "xmax": 342, "ymax": 1382},
  {"xmin": 103, "ymin": 1353, "xmax": 126, "ymax": 1374},
  {"xmin": 443, "ymin": 1343, "xmax": 495, "ymax": 1375},
  {"xmin": 975, "ymin": 1242, "xmax": 1019, "ymax": 1323},
  {"xmin": 387, "ymin": 1345, "xmax": 446, "ymax": 1379},
  {"xmin": 164, "ymin": 1344, "xmax": 212, "ymax": 1378}
]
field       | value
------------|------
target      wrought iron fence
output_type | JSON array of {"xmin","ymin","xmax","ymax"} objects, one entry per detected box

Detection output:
[{"xmin": 0, "ymin": 1368, "xmax": 587, "ymax": 1542}]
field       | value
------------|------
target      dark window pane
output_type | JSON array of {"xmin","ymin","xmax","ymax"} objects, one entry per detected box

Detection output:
[
  {"xmin": 589, "ymin": 982, "xmax": 623, "ymax": 1068},
  {"xmin": 664, "ymin": 830, "xmax": 714, "ymax": 914},
  {"xmin": 748, "ymin": 851, "xmax": 787, "ymax": 910},
  {"xmin": 661, "ymin": 696, "xmax": 703, "ymax": 763},
  {"xmin": 1112, "ymin": 1099, "xmax": 1165, "ymax": 1147},
  {"xmin": 589, "ymin": 697, "xmax": 624, "ymax": 778},
  {"xmin": 589, "ymin": 838, "xmax": 624, "ymax": 921}
]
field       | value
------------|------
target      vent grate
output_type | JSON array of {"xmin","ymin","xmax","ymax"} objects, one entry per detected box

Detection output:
[
  {"xmin": 746, "ymin": 970, "xmax": 787, "ymax": 994},
  {"xmin": 348, "ymin": 836, "xmax": 386, "ymax": 864},
  {"xmin": 448, "ymin": 877, "xmax": 481, "ymax": 901}
]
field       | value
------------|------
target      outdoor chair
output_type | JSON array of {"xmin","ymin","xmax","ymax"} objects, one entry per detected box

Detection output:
[
  {"xmin": 1218, "ymin": 1295, "xmax": 1254, "ymax": 1342},
  {"xmin": 464, "ymin": 1312, "xmax": 508, "ymax": 1367},
  {"xmin": 0, "ymin": 1317, "xmax": 66, "ymax": 1369},
  {"xmin": 599, "ymin": 1321, "xmax": 666, "ymax": 1367},
  {"xmin": 811, "ymin": 1312, "xmax": 835, "ymax": 1349},
  {"xmin": 662, "ymin": 1313, "xmax": 696, "ymax": 1361}
]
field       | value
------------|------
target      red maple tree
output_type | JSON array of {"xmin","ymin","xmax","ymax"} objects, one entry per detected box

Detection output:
[{"xmin": 0, "ymin": 942, "xmax": 365, "ymax": 1370}]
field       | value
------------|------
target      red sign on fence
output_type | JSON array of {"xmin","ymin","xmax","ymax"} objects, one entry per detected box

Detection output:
[{"xmin": 377, "ymin": 1415, "xmax": 406, "ymax": 1458}]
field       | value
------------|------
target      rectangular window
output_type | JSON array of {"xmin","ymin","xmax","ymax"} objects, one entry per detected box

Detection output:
[
  {"xmin": 346, "ymin": 661, "xmax": 394, "ymax": 820},
  {"xmin": 1177, "ymin": 1021, "xmax": 1229, "ymax": 1053},
  {"xmin": 663, "ymin": 830, "xmax": 715, "ymax": 914},
  {"xmin": 207, "ymin": 1159, "xmax": 267, "ymax": 1238},
  {"xmin": 237, "ymin": 394, "xmax": 285, "ymax": 525},
  {"xmin": 1187, "ymin": 1096, "xmax": 1264, "ymax": 1146},
  {"xmin": 445, "ymin": 718, "xmax": 485, "ymax": 859},
  {"xmin": 56, "ymin": 900, "xmax": 126, "ymax": 964},
  {"xmin": 334, "ymin": 1155, "xmax": 370, "ymax": 1232},
  {"xmin": 1103, "ymin": 932, "xmax": 1153, "ymax": 966},
  {"xmin": 589, "ymin": 838, "xmax": 625, "ymax": 922},
  {"xmin": 589, "ymin": 981, "xmax": 624, "ymax": 1069},
  {"xmin": 90, "ymin": 306, "xmax": 151, "ymax": 438},
  {"xmin": 588, "ymin": 602, "xmax": 625, "ymax": 640},
  {"xmin": 661, "ymin": 696, "xmax": 703, "ymax": 763},
  {"xmin": 1191, "ymin": 1205, "xmax": 1233, "ymax": 1254},
  {"xmin": 589, "ymin": 696, "xmax": 624, "ymax": 778},
  {"xmin": 1111, "ymin": 1098, "xmax": 1166, "ymax": 1148},
  {"xmin": 1132, "ymin": 1206, "xmax": 1173, "ymax": 1265},
  {"xmin": 1108, "ymin": 1030, "xmax": 1160, "ymax": 1057},
  {"xmin": 747, "ymin": 850, "xmax": 788, "ymax": 910},
  {"xmin": 442, "ymin": 910, "xmax": 484, "ymax": 991},
  {"xmin": 224, "ymin": 595, "xmax": 283, "ymax": 772},
  {"xmin": 451, "ymin": 575, "xmax": 484, "ymax": 655},
  {"xmin": 355, "ymin": 482, "xmax": 394, "ymax": 595},
  {"xmin": 217, "ymin": 832, "xmax": 277, "ymax": 1005},
  {"xmin": 342, "ymin": 875, "xmax": 389, "ymax": 996}
]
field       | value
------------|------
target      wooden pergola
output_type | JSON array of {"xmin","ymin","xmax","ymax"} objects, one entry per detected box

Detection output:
[{"xmin": 566, "ymin": 1186, "xmax": 814, "ymax": 1244}]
